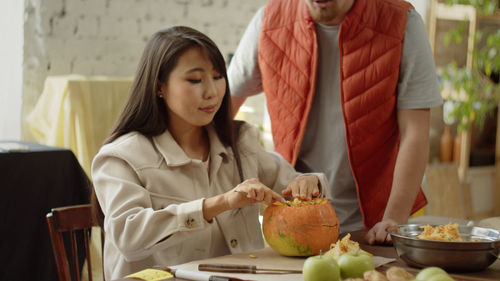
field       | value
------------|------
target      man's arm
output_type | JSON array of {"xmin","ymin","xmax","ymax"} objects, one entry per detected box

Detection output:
[
  {"xmin": 227, "ymin": 7, "xmax": 265, "ymax": 119},
  {"xmin": 231, "ymin": 96, "xmax": 247, "ymax": 118},
  {"xmin": 366, "ymin": 108, "xmax": 430, "ymax": 244}
]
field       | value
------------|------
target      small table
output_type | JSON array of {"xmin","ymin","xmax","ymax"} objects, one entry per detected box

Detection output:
[{"xmin": 0, "ymin": 141, "xmax": 91, "ymax": 281}]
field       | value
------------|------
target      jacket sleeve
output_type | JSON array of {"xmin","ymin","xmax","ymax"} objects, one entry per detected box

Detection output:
[
  {"xmin": 91, "ymin": 151, "xmax": 211, "ymax": 262},
  {"xmin": 238, "ymin": 123, "xmax": 328, "ymax": 196}
]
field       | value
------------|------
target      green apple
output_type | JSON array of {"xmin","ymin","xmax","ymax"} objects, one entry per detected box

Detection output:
[
  {"xmin": 302, "ymin": 254, "xmax": 340, "ymax": 281},
  {"xmin": 416, "ymin": 267, "xmax": 449, "ymax": 280},
  {"xmin": 337, "ymin": 251, "xmax": 375, "ymax": 279}
]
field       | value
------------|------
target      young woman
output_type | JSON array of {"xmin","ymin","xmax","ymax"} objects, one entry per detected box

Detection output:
[{"xmin": 91, "ymin": 26, "xmax": 327, "ymax": 279}]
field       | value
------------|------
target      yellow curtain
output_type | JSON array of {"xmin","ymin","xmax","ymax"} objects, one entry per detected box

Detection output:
[{"xmin": 27, "ymin": 74, "xmax": 132, "ymax": 177}]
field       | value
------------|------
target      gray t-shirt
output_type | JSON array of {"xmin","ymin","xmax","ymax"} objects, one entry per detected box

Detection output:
[{"xmin": 228, "ymin": 7, "xmax": 443, "ymax": 232}]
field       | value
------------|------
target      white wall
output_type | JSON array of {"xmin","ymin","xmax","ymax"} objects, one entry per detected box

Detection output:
[
  {"xmin": 0, "ymin": 0, "xmax": 24, "ymax": 140},
  {"xmin": 408, "ymin": 0, "xmax": 429, "ymax": 23},
  {"xmin": 21, "ymin": 0, "xmax": 267, "ymax": 140}
]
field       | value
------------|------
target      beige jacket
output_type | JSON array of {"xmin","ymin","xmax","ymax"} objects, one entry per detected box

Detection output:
[{"xmin": 91, "ymin": 122, "xmax": 327, "ymax": 279}]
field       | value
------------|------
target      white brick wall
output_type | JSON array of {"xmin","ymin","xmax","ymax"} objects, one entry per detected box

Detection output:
[
  {"xmin": 21, "ymin": 0, "xmax": 267, "ymax": 139},
  {"xmin": 0, "ymin": 0, "xmax": 23, "ymax": 140}
]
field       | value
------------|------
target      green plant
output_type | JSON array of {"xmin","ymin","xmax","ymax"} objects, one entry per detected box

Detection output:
[
  {"xmin": 440, "ymin": 0, "xmax": 500, "ymax": 132},
  {"xmin": 257, "ymin": 124, "xmax": 265, "ymax": 147}
]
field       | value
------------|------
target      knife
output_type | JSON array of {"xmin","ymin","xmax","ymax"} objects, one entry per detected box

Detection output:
[
  {"xmin": 166, "ymin": 267, "xmax": 254, "ymax": 281},
  {"xmin": 198, "ymin": 263, "xmax": 302, "ymax": 274}
]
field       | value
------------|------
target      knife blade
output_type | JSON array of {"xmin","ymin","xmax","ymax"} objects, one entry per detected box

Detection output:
[{"xmin": 198, "ymin": 263, "xmax": 302, "ymax": 274}]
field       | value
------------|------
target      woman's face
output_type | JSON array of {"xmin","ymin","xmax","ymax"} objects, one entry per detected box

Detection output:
[{"xmin": 159, "ymin": 47, "xmax": 226, "ymax": 131}]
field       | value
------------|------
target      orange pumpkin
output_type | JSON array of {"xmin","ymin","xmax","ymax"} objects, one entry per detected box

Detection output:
[{"xmin": 262, "ymin": 198, "xmax": 339, "ymax": 256}]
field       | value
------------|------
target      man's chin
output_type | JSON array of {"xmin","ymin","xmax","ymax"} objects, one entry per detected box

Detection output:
[
  {"xmin": 310, "ymin": 12, "xmax": 337, "ymax": 25},
  {"xmin": 306, "ymin": 0, "xmax": 354, "ymax": 25},
  {"xmin": 307, "ymin": 4, "xmax": 336, "ymax": 23}
]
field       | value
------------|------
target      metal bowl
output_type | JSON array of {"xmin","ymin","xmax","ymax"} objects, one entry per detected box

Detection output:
[{"xmin": 387, "ymin": 224, "xmax": 500, "ymax": 272}]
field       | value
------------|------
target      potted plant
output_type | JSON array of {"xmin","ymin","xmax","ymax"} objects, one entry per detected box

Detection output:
[{"xmin": 440, "ymin": 0, "xmax": 500, "ymax": 132}]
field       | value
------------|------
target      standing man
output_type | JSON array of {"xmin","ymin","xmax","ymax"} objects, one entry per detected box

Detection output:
[{"xmin": 228, "ymin": 0, "xmax": 442, "ymax": 244}]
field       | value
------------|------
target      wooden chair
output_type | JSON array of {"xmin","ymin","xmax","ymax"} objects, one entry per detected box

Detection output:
[{"xmin": 46, "ymin": 204, "xmax": 103, "ymax": 281}]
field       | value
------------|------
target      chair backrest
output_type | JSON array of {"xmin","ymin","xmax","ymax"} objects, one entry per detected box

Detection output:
[{"xmin": 46, "ymin": 204, "xmax": 102, "ymax": 281}]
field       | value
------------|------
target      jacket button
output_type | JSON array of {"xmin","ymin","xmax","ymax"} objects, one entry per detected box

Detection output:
[
  {"xmin": 185, "ymin": 217, "xmax": 196, "ymax": 228},
  {"xmin": 230, "ymin": 239, "xmax": 238, "ymax": 248}
]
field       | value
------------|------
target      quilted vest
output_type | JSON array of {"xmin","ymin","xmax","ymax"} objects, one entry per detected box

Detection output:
[{"xmin": 258, "ymin": 0, "xmax": 427, "ymax": 227}]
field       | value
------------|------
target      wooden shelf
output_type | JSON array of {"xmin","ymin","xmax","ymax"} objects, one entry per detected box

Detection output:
[
  {"xmin": 434, "ymin": 2, "xmax": 476, "ymax": 21},
  {"xmin": 428, "ymin": 0, "xmax": 500, "ymax": 219},
  {"xmin": 429, "ymin": 1, "xmax": 477, "ymax": 70}
]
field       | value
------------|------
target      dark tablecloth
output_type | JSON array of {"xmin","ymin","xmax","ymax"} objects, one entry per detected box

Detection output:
[{"xmin": 0, "ymin": 141, "xmax": 91, "ymax": 281}]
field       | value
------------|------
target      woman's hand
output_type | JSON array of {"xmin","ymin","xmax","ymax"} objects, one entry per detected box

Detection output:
[
  {"xmin": 282, "ymin": 175, "xmax": 320, "ymax": 200},
  {"xmin": 203, "ymin": 178, "xmax": 284, "ymax": 222},
  {"xmin": 225, "ymin": 178, "xmax": 285, "ymax": 209}
]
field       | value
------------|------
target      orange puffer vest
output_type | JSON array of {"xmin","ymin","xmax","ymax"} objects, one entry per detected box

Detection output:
[{"xmin": 258, "ymin": 0, "xmax": 427, "ymax": 227}]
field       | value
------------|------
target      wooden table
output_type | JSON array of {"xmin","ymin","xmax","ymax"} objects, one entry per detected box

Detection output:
[{"xmin": 115, "ymin": 229, "xmax": 500, "ymax": 281}]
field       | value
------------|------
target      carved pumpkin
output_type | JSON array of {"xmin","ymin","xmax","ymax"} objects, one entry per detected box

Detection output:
[{"xmin": 262, "ymin": 198, "xmax": 339, "ymax": 256}]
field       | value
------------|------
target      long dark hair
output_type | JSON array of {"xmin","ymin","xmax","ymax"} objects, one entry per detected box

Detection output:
[{"xmin": 91, "ymin": 26, "xmax": 243, "ymax": 227}]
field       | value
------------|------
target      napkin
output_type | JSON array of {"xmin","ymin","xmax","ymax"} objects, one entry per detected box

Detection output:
[
  {"xmin": 125, "ymin": 269, "xmax": 173, "ymax": 281},
  {"xmin": 373, "ymin": 256, "xmax": 396, "ymax": 267}
]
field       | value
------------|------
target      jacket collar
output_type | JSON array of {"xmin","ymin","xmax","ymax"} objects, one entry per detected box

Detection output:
[{"xmin": 152, "ymin": 123, "xmax": 229, "ymax": 167}]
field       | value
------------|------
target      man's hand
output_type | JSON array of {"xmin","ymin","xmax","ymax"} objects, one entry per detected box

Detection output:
[{"xmin": 365, "ymin": 218, "xmax": 398, "ymax": 245}]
